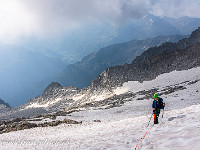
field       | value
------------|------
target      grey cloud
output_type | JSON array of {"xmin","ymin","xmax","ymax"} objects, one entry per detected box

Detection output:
[
  {"xmin": 150, "ymin": 0, "xmax": 200, "ymax": 18},
  {"xmin": 0, "ymin": 0, "xmax": 150, "ymax": 42},
  {"xmin": 1, "ymin": 0, "xmax": 200, "ymax": 42},
  {"xmin": 22, "ymin": 0, "xmax": 148, "ymax": 31},
  {"xmin": 22, "ymin": 0, "xmax": 200, "ymax": 34}
]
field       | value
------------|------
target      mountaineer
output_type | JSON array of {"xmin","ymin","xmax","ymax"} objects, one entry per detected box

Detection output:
[{"xmin": 152, "ymin": 94, "xmax": 165, "ymax": 124}]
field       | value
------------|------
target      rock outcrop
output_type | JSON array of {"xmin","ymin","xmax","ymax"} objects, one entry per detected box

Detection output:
[{"xmin": 0, "ymin": 117, "xmax": 81, "ymax": 134}]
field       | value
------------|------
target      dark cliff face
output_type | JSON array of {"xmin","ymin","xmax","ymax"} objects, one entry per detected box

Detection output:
[{"xmin": 91, "ymin": 28, "xmax": 200, "ymax": 90}]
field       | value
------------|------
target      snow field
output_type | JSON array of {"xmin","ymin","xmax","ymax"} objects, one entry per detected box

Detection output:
[
  {"xmin": 142, "ymin": 104, "xmax": 200, "ymax": 150},
  {"xmin": 1, "ymin": 103, "xmax": 200, "ymax": 150},
  {"xmin": 0, "ymin": 67, "xmax": 200, "ymax": 149}
]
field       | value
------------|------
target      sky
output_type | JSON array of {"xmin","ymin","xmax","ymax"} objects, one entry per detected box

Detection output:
[{"xmin": 0, "ymin": 0, "xmax": 200, "ymax": 44}]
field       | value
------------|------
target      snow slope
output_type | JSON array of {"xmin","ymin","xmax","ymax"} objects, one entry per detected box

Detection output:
[
  {"xmin": 114, "ymin": 67, "xmax": 200, "ymax": 95},
  {"xmin": 0, "ymin": 67, "xmax": 200, "ymax": 150}
]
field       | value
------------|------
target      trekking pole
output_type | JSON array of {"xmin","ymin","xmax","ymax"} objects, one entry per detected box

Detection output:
[
  {"xmin": 146, "ymin": 113, "xmax": 154, "ymax": 127},
  {"xmin": 162, "ymin": 108, "xmax": 164, "ymax": 118},
  {"xmin": 162, "ymin": 103, "xmax": 165, "ymax": 118}
]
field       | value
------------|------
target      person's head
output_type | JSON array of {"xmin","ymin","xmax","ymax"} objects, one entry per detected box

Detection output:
[{"xmin": 154, "ymin": 94, "xmax": 158, "ymax": 100}]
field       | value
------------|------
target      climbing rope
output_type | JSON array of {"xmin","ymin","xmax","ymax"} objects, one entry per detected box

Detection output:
[{"xmin": 134, "ymin": 124, "xmax": 155, "ymax": 150}]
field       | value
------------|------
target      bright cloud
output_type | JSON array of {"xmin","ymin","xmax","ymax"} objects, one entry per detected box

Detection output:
[
  {"xmin": 0, "ymin": 0, "xmax": 199, "ymax": 43},
  {"xmin": 0, "ymin": 1, "xmax": 39, "ymax": 43},
  {"xmin": 150, "ymin": 0, "xmax": 200, "ymax": 18}
]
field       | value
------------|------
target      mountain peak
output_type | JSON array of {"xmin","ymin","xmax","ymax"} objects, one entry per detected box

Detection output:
[
  {"xmin": 0, "ymin": 98, "xmax": 10, "ymax": 107},
  {"xmin": 42, "ymin": 82, "xmax": 62, "ymax": 96}
]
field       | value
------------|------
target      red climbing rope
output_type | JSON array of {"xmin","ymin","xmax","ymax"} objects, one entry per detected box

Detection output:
[{"xmin": 134, "ymin": 124, "xmax": 155, "ymax": 150}]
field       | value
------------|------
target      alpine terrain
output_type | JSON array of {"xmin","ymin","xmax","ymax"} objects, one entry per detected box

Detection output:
[
  {"xmin": 55, "ymin": 35, "xmax": 187, "ymax": 89},
  {"xmin": 0, "ymin": 27, "xmax": 200, "ymax": 149}
]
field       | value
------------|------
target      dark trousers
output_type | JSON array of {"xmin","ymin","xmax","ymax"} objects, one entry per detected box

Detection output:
[{"xmin": 153, "ymin": 109, "xmax": 160, "ymax": 124}]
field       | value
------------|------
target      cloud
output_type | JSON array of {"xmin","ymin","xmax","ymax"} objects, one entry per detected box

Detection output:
[
  {"xmin": 149, "ymin": 0, "xmax": 200, "ymax": 18},
  {"xmin": 0, "ymin": 1, "xmax": 38, "ymax": 43},
  {"xmin": 0, "ymin": 0, "xmax": 200, "ymax": 43},
  {"xmin": 21, "ymin": 0, "xmax": 148, "ymax": 32},
  {"xmin": 0, "ymin": 0, "xmax": 148, "ymax": 43}
]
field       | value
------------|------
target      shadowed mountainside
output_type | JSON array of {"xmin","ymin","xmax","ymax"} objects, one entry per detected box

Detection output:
[
  {"xmin": 56, "ymin": 35, "xmax": 187, "ymax": 88},
  {"xmin": 91, "ymin": 27, "xmax": 200, "ymax": 90}
]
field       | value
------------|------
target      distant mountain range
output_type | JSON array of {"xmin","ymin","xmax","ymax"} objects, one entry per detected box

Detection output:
[
  {"xmin": 163, "ymin": 16, "xmax": 200, "ymax": 34},
  {"xmin": 17, "ymin": 28, "xmax": 200, "ymax": 118},
  {"xmin": 1, "ymin": 14, "xmax": 200, "ymax": 107},
  {"xmin": 9, "ymin": 34, "xmax": 186, "ymax": 107},
  {"xmin": 55, "ymin": 34, "xmax": 187, "ymax": 89},
  {"xmin": 26, "ymin": 14, "xmax": 200, "ymax": 63},
  {"xmin": 91, "ymin": 27, "xmax": 200, "ymax": 90},
  {"xmin": 0, "ymin": 28, "xmax": 200, "ymax": 120}
]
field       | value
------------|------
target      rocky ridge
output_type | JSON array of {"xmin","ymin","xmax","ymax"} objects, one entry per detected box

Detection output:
[
  {"xmin": 91, "ymin": 27, "xmax": 200, "ymax": 90},
  {"xmin": 0, "ymin": 73, "xmax": 199, "ymax": 134},
  {"xmin": 56, "ymin": 35, "xmax": 187, "ymax": 89}
]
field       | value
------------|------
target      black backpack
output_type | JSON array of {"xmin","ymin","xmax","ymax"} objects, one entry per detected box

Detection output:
[{"xmin": 158, "ymin": 97, "xmax": 164, "ymax": 109}]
